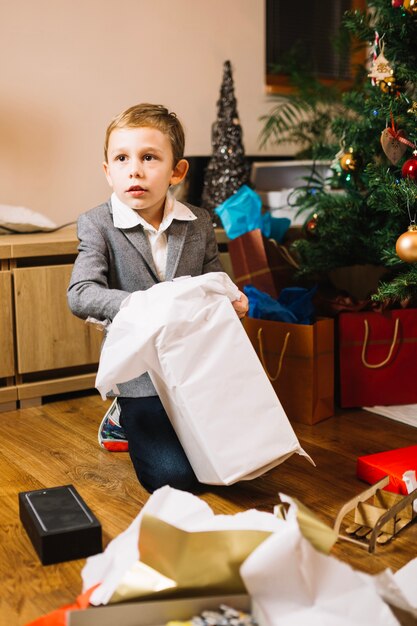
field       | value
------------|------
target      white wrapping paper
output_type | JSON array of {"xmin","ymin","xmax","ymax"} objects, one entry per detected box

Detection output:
[
  {"xmin": 375, "ymin": 558, "xmax": 417, "ymax": 621},
  {"xmin": 82, "ymin": 485, "xmax": 285, "ymax": 606},
  {"xmin": 240, "ymin": 495, "xmax": 401, "ymax": 626},
  {"xmin": 83, "ymin": 488, "xmax": 417, "ymax": 621},
  {"xmin": 95, "ymin": 272, "xmax": 312, "ymax": 485}
]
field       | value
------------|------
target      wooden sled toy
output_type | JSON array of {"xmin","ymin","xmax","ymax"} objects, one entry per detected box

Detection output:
[{"xmin": 333, "ymin": 476, "xmax": 417, "ymax": 553}]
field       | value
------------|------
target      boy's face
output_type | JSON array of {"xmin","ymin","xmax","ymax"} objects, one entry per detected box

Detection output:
[{"xmin": 103, "ymin": 126, "xmax": 188, "ymax": 221}]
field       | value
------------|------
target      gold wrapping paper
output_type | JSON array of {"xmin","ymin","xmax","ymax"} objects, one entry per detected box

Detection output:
[
  {"xmin": 109, "ymin": 514, "xmax": 272, "ymax": 604},
  {"xmin": 275, "ymin": 496, "xmax": 337, "ymax": 554}
]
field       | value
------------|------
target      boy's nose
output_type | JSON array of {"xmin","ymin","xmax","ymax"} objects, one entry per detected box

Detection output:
[{"xmin": 130, "ymin": 161, "xmax": 144, "ymax": 177}]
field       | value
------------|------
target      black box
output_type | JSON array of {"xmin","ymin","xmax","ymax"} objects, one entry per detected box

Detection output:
[{"xmin": 19, "ymin": 484, "xmax": 102, "ymax": 565}]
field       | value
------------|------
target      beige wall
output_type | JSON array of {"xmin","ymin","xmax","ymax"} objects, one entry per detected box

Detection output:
[{"xmin": 0, "ymin": 0, "xmax": 290, "ymax": 225}]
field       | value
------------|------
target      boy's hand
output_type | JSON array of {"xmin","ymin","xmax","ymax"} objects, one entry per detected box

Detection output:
[{"xmin": 232, "ymin": 290, "xmax": 249, "ymax": 319}]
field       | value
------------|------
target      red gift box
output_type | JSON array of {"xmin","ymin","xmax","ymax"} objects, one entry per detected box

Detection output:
[
  {"xmin": 357, "ymin": 445, "xmax": 417, "ymax": 495},
  {"xmin": 228, "ymin": 229, "xmax": 278, "ymax": 298},
  {"xmin": 338, "ymin": 309, "xmax": 417, "ymax": 407}
]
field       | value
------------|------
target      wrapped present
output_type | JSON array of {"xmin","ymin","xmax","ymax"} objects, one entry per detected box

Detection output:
[
  {"xmin": 357, "ymin": 445, "xmax": 417, "ymax": 495},
  {"xmin": 96, "ymin": 273, "xmax": 312, "ymax": 485},
  {"xmin": 228, "ymin": 229, "xmax": 278, "ymax": 298},
  {"xmin": 338, "ymin": 309, "xmax": 417, "ymax": 408}
]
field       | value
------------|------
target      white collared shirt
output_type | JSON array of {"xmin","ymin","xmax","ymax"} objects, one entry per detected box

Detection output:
[{"xmin": 111, "ymin": 191, "xmax": 196, "ymax": 280}]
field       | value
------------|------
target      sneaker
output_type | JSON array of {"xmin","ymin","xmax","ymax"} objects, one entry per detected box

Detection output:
[{"xmin": 98, "ymin": 399, "xmax": 129, "ymax": 452}]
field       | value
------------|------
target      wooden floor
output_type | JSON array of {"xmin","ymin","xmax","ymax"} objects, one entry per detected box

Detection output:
[{"xmin": 1, "ymin": 392, "xmax": 417, "ymax": 626}]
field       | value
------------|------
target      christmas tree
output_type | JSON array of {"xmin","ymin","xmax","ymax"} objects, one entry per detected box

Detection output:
[
  {"xmin": 201, "ymin": 60, "xmax": 251, "ymax": 220},
  {"xmin": 281, "ymin": 0, "xmax": 417, "ymax": 305}
]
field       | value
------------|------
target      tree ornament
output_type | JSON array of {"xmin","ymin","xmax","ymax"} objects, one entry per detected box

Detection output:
[
  {"xmin": 402, "ymin": 152, "xmax": 417, "ymax": 180},
  {"xmin": 396, "ymin": 225, "xmax": 417, "ymax": 262},
  {"xmin": 407, "ymin": 101, "xmax": 417, "ymax": 117},
  {"xmin": 380, "ymin": 127, "xmax": 408, "ymax": 164},
  {"xmin": 367, "ymin": 51, "xmax": 394, "ymax": 83},
  {"xmin": 392, "ymin": 0, "xmax": 403, "ymax": 6},
  {"xmin": 379, "ymin": 75, "xmax": 399, "ymax": 94},
  {"xmin": 339, "ymin": 149, "xmax": 360, "ymax": 172},
  {"xmin": 306, "ymin": 213, "xmax": 318, "ymax": 236},
  {"xmin": 201, "ymin": 60, "xmax": 250, "ymax": 221},
  {"xmin": 403, "ymin": 0, "xmax": 417, "ymax": 14}
]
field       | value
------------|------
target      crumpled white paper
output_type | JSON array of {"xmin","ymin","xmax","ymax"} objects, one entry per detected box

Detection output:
[
  {"xmin": 240, "ymin": 495, "xmax": 401, "ymax": 626},
  {"xmin": 95, "ymin": 272, "xmax": 312, "ymax": 485},
  {"xmin": 83, "ymin": 487, "xmax": 417, "ymax": 624},
  {"xmin": 374, "ymin": 557, "xmax": 417, "ymax": 622},
  {"xmin": 82, "ymin": 485, "xmax": 285, "ymax": 606}
]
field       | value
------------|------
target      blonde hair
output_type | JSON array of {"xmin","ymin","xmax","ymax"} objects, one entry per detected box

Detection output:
[{"xmin": 104, "ymin": 103, "xmax": 185, "ymax": 165}]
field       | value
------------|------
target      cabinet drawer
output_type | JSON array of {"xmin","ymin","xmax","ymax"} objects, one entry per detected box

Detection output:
[{"xmin": 13, "ymin": 265, "xmax": 102, "ymax": 373}]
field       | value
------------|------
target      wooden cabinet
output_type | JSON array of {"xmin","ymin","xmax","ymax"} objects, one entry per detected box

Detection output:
[{"xmin": 0, "ymin": 227, "xmax": 102, "ymax": 411}]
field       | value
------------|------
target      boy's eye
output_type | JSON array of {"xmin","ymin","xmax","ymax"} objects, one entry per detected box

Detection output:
[
  {"xmin": 143, "ymin": 154, "xmax": 156, "ymax": 161},
  {"xmin": 116, "ymin": 155, "xmax": 127, "ymax": 162}
]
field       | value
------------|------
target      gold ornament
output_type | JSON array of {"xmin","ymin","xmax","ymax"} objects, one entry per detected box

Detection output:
[
  {"xmin": 403, "ymin": 0, "xmax": 417, "ymax": 14},
  {"xmin": 407, "ymin": 101, "xmax": 417, "ymax": 116},
  {"xmin": 379, "ymin": 75, "xmax": 398, "ymax": 94},
  {"xmin": 396, "ymin": 225, "xmax": 417, "ymax": 262},
  {"xmin": 340, "ymin": 150, "xmax": 359, "ymax": 172}
]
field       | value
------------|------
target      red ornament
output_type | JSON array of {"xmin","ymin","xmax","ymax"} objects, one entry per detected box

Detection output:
[
  {"xmin": 306, "ymin": 213, "xmax": 318, "ymax": 235},
  {"xmin": 402, "ymin": 155, "xmax": 417, "ymax": 181},
  {"xmin": 392, "ymin": 0, "xmax": 403, "ymax": 6}
]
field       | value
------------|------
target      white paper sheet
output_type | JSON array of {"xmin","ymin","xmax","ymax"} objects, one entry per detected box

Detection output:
[{"xmin": 363, "ymin": 405, "xmax": 417, "ymax": 428}]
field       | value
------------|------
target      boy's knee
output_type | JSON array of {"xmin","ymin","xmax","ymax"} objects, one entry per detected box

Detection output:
[{"xmin": 137, "ymin": 465, "xmax": 198, "ymax": 494}]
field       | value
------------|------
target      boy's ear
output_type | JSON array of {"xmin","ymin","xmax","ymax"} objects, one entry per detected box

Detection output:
[
  {"xmin": 170, "ymin": 159, "xmax": 189, "ymax": 186},
  {"xmin": 102, "ymin": 161, "xmax": 113, "ymax": 187}
]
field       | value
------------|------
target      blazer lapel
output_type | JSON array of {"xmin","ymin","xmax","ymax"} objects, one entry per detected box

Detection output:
[
  {"xmin": 165, "ymin": 220, "xmax": 189, "ymax": 280},
  {"xmin": 121, "ymin": 226, "xmax": 159, "ymax": 281}
]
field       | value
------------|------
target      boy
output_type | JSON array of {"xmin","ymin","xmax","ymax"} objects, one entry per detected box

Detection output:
[{"xmin": 68, "ymin": 103, "xmax": 248, "ymax": 493}]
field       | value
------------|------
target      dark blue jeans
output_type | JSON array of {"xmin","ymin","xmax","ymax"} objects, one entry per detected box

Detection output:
[{"xmin": 118, "ymin": 396, "xmax": 199, "ymax": 494}]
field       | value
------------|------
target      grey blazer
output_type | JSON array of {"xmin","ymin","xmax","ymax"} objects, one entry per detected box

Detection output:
[{"xmin": 67, "ymin": 199, "xmax": 223, "ymax": 397}]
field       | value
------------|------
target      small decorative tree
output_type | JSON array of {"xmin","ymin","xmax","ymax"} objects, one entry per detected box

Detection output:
[{"xmin": 201, "ymin": 60, "xmax": 251, "ymax": 221}]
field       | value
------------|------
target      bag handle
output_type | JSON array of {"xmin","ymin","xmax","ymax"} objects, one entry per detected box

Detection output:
[
  {"xmin": 267, "ymin": 239, "xmax": 300, "ymax": 269},
  {"xmin": 257, "ymin": 327, "xmax": 290, "ymax": 381},
  {"xmin": 361, "ymin": 318, "xmax": 400, "ymax": 369}
]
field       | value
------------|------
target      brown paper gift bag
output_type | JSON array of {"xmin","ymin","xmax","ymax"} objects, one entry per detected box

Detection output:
[
  {"xmin": 263, "ymin": 237, "xmax": 300, "ymax": 296},
  {"xmin": 243, "ymin": 316, "xmax": 334, "ymax": 424}
]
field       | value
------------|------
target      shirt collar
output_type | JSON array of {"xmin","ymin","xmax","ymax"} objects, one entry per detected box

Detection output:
[{"xmin": 111, "ymin": 190, "xmax": 197, "ymax": 232}]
